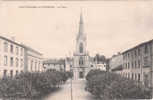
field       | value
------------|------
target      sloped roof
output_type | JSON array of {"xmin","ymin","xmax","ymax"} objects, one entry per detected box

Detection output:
[
  {"xmin": 0, "ymin": 35, "xmax": 43, "ymax": 56},
  {"xmin": 0, "ymin": 36, "xmax": 24, "ymax": 47},
  {"xmin": 21, "ymin": 44, "xmax": 42, "ymax": 55},
  {"xmin": 122, "ymin": 39, "xmax": 153, "ymax": 54}
]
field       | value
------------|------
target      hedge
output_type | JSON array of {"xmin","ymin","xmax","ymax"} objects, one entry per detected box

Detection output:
[
  {"xmin": 85, "ymin": 69, "xmax": 152, "ymax": 99},
  {"xmin": 0, "ymin": 70, "xmax": 72, "ymax": 99}
]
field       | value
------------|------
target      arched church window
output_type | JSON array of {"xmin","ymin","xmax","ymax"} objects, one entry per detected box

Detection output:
[
  {"xmin": 79, "ymin": 57, "xmax": 84, "ymax": 65},
  {"xmin": 79, "ymin": 43, "xmax": 83, "ymax": 53}
]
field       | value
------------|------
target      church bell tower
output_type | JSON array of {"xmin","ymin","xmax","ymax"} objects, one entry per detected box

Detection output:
[
  {"xmin": 76, "ymin": 12, "xmax": 87, "ymax": 55},
  {"xmin": 72, "ymin": 12, "xmax": 90, "ymax": 80}
]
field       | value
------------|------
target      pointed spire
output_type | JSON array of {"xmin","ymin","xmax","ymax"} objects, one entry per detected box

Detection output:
[
  {"xmin": 79, "ymin": 11, "xmax": 83, "ymax": 34},
  {"xmin": 77, "ymin": 11, "xmax": 85, "ymax": 40},
  {"xmin": 80, "ymin": 11, "xmax": 83, "ymax": 24}
]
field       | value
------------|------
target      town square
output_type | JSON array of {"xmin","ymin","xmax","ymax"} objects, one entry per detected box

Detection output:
[{"xmin": 0, "ymin": 1, "xmax": 153, "ymax": 100}]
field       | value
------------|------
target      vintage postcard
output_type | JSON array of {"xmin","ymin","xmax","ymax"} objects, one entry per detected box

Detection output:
[{"xmin": 0, "ymin": 0, "xmax": 153, "ymax": 100}]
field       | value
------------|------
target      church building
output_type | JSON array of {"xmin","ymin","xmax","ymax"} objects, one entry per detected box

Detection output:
[{"xmin": 72, "ymin": 13, "xmax": 91, "ymax": 80}]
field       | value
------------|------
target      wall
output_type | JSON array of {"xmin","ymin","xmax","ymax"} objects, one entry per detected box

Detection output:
[
  {"xmin": 122, "ymin": 41, "xmax": 152, "ymax": 87},
  {"xmin": 109, "ymin": 54, "xmax": 123, "ymax": 72},
  {"xmin": 0, "ymin": 38, "xmax": 25, "ymax": 78},
  {"xmin": 26, "ymin": 49, "xmax": 43, "ymax": 72}
]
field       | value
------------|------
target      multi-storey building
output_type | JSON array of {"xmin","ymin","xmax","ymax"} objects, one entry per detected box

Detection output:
[
  {"xmin": 0, "ymin": 36, "xmax": 44, "ymax": 78},
  {"xmin": 23, "ymin": 45, "xmax": 44, "ymax": 72},
  {"xmin": 91, "ymin": 54, "xmax": 107, "ymax": 71},
  {"xmin": 95, "ymin": 63, "xmax": 107, "ymax": 71},
  {"xmin": 109, "ymin": 52, "xmax": 123, "ymax": 74},
  {"xmin": 122, "ymin": 39, "xmax": 153, "ymax": 87},
  {"xmin": 43, "ymin": 59, "xmax": 65, "ymax": 72},
  {"xmin": 0, "ymin": 36, "xmax": 25, "ymax": 78},
  {"xmin": 89, "ymin": 57, "xmax": 107, "ymax": 71}
]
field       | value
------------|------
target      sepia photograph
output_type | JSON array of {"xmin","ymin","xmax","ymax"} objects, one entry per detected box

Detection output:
[{"xmin": 0, "ymin": 1, "xmax": 153, "ymax": 100}]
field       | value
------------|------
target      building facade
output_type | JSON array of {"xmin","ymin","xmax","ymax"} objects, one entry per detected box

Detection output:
[
  {"xmin": 109, "ymin": 53, "xmax": 123, "ymax": 74},
  {"xmin": 72, "ymin": 13, "xmax": 91, "ymax": 80},
  {"xmin": 23, "ymin": 45, "xmax": 44, "ymax": 72},
  {"xmin": 0, "ymin": 36, "xmax": 44, "ymax": 78},
  {"xmin": 90, "ymin": 57, "xmax": 107, "ymax": 71},
  {"xmin": 0, "ymin": 36, "xmax": 25, "ymax": 78},
  {"xmin": 92, "ymin": 54, "xmax": 107, "ymax": 71},
  {"xmin": 43, "ymin": 59, "xmax": 65, "ymax": 72},
  {"xmin": 95, "ymin": 63, "xmax": 107, "ymax": 71},
  {"xmin": 122, "ymin": 40, "xmax": 153, "ymax": 87}
]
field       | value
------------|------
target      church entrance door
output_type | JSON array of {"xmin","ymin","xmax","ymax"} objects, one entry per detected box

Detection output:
[{"xmin": 79, "ymin": 71, "xmax": 84, "ymax": 79}]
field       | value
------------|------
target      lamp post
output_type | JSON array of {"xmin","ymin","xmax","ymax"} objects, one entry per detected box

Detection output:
[
  {"xmin": 70, "ymin": 68, "xmax": 73, "ymax": 100},
  {"xmin": 68, "ymin": 51, "xmax": 73, "ymax": 100}
]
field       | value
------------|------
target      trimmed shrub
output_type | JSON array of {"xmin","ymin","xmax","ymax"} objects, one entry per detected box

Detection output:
[
  {"xmin": 85, "ymin": 70, "xmax": 152, "ymax": 99},
  {"xmin": 0, "ymin": 70, "xmax": 71, "ymax": 98}
]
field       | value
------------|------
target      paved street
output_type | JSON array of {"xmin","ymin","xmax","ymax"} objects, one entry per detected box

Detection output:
[{"xmin": 43, "ymin": 79, "xmax": 95, "ymax": 100}]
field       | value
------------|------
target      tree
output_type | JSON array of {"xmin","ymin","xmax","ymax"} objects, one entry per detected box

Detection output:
[
  {"xmin": 94, "ymin": 54, "xmax": 106, "ymax": 64},
  {"xmin": 85, "ymin": 70, "xmax": 152, "ymax": 99}
]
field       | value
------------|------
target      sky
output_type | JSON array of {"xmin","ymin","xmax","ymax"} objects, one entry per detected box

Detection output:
[{"xmin": 0, "ymin": 1, "xmax": 153, "ymax": 59}]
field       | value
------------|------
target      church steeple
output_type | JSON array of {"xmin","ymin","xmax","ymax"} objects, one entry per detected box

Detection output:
[
  {"xmin": 73, "ymin": 10, "xmax": 90, "ymax": 80},
  {"xmin": 77, "ymin": 12, "xmax": 86, "ymax": 41},
  {"xmin": 75, "ymin": 11, "xmax": 87, "ymax": 55},
  {"xmin": 80, "ymin": 12, "xmax": 83, "ymax": 25}
]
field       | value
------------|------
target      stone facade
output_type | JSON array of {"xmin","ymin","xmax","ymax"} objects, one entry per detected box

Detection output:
[
  {"xmin": 23, "ymin": 45, "xmax": 44, "ymax": 72},
  {"xmin": 90, "ymin": 57, "xmax": 107, "ymax": 71},
  {"xmin": 109, "ymin": 53, "xmax": 123, "ymax": 74},
  {"xmin": 72, "ymin": 13, "xmax": 91, "ymax": 80},
  {"xmin": 122, "ymin": 40, "xmax": 153, "ymax": 87},
  {"xmin": 0, "ymin": 36, "xmax": 25, "ymax": 78},
  {"xmin": 43, "ymin": 59, "xmax": 65, "ymax": 72},
  {"xmin": 0, "ymin": 36, "xmax": 44, "ymax": 78}
]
